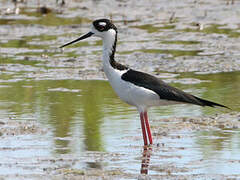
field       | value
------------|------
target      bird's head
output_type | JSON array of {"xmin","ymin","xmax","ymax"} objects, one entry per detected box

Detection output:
[{"xmin": 60, "ymin": 19, "xmax": 117, "ymax": 48}]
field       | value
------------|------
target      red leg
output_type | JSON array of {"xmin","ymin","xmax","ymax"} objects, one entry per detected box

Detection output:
[
  {"xmin": 140, "ymin": 112, "xmax": 148, "ymax": 145},
  {"xmin": 144, "ymin": 111, "xmax": 153, "ymax": 145}
]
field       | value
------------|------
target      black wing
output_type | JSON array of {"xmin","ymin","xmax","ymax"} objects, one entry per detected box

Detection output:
[{"xmin": 121, "ymin": 69, "xmax": 228, "ymax": 108}]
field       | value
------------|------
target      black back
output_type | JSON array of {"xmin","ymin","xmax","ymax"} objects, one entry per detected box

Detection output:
[{"xmin": 121, "ymin": 69, "xmax": 228, "ymax": 108}]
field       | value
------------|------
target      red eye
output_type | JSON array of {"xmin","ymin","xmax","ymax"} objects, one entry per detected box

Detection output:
[{"xmin": 98, "ymin": 25, "xmax": 105, "ymax": 31}]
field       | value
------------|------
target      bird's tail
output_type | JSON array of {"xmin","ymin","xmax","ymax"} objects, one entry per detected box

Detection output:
[{"xmin": 194, "ymin": 96, "xmax": 230, "ymax": 109}]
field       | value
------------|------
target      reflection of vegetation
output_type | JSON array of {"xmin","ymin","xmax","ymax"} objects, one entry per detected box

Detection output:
[
  {"xmin": 120, "ymin": 48, "xmax": 203, "ymax": 57},
  {"xmin": 0, "ymin": 81, "xmax": 39, "ymax": 119},
  {"xmin": 82, "ymin": 81, "xmax": 105, "ymax": 151},
  {"xmin": 0, "ymin": 11, "xmax": 90, "ymax": 26},
  {"xmin": 24, "ymin": 34, "xmax": 58, "ymax": 42},
  {"xmin": 0, "ymin": 56, "xmax": 40, "ymax": 66},
  {"xmin": 177, "ymin": 72, "xmax": 240, "ymax": 112},
  {"xmin": 195, "ymin": 130, "xmax": 240, "ymax": 159},
  {"xmin": 0, "ymin": 71, "xmax": 239, "ymax": 155},
  {"xmin": 131, "ymin": 24, "xmax": 175, "ymax": 33},
  {"xmin": 161, "ymin": 40, "xmax": 200, "ymax": 45},
  {"xmin": 182, "ymin": 24, "xmax": 240, "ymax": 38},
  {"xmin": 47, "ymin": 81, "xmax": 79, "ymax": 154},
  {"xmin": 16, "ymin": 51, "xmax": 56, "ymax": 57},
  {"xmin": 197, "ymin": 130, "xmax": 231, "ymax": 151},
  {"xmin": 0, "ymin": 39, "xmax": 47, "ymax": 49},
  {"xmin": 166, "ymin": 72, "xmax": 240, "ymax": 162},
  {"xmin": 0, "ymin": 79, "xmax": 112, "ymax": 154}
]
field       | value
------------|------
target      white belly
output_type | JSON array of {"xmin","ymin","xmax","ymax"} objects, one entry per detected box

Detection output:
[{"xmin": 104, "ymin": 67, "xmax": 168, "ymax": 111}]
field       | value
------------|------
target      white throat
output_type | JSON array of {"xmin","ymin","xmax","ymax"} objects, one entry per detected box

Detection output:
[{"xmin": 102, "ymin": 29, "xmax": 116, "ymax": 66}]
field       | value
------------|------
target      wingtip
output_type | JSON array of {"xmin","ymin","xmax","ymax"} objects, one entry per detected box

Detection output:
[
  {"xmin": 195, "ymin": 96, "xmax": 230, "ymax": 110},
  {"xmin": 215, "ymin": 104, "xmax": 231, "ymax": 110}
]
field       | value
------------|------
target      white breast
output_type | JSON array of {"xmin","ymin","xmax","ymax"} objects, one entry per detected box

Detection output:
[{"xmin": 104, "ymin": 66, "xmax": 162, "ymax": 111}]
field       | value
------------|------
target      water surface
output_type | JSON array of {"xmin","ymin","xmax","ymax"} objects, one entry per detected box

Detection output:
[{"xmin": 0, "ymin": 72, "xmax": 239, "ymax": 176}]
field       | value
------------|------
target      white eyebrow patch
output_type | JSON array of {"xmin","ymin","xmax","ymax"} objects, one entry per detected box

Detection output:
[{"xmin": 99, "ymin": 22, "xmax": 106, "ymax": 26}]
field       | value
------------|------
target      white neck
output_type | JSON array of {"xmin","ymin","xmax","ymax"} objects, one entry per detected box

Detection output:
[{"xmin": 102, "ymin": 29, "xmax": 117, "ymax": 69}]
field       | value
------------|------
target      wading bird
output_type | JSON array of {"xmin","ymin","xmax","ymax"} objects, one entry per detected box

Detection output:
[{"xmin": 60, "ymin": 19, "xmax": 228, "ymax": 146}]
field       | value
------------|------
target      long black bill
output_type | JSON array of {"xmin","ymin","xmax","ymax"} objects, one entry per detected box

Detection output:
[{"xmin": 60, "ymin": 32, "xmax": 94, "ymax": 48}]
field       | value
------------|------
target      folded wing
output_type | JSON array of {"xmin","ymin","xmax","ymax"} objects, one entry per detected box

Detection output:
[{"xmin": 121, "ymin": 69, "xmax": 228, "ymax": 108}]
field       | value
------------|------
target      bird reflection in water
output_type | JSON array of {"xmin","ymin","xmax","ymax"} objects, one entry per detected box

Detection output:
[{"xmin": 140, "ymin": 146, "xmax": 152, "ymax": 175}]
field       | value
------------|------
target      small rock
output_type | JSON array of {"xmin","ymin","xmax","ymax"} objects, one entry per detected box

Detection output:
[
  {"xmin": 37, "ymin": 6, "xmax": 51, "ymax": 14},
  {"xmin": 218, "ymin": 124, "xmax": 225, "ymax": 129}
]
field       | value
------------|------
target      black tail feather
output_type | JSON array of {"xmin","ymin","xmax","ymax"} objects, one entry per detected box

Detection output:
[{"xmin": 195, "ymin": 96, "xmax": 230, "ymax": 109}]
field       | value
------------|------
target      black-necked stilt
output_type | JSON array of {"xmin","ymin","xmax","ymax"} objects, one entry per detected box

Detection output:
[{"xmin": 60, "ymin": 19, "xmax": 228, "ymax": 146}]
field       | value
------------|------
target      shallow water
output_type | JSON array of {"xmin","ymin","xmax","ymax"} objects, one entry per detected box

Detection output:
[
  {"xmin": 0, "ymin": 72, "xmax": 239, "ymax": 177},
  {"xmin": 0, "ymin": 0, "xmax": 240, "ymax": 178}
]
